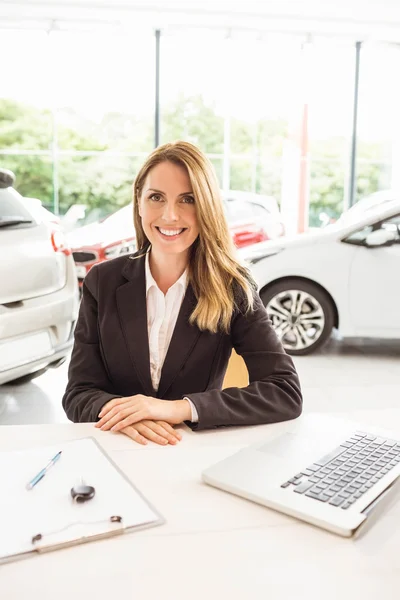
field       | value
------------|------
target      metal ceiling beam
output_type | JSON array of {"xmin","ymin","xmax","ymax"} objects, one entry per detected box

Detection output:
[{"xmin": 2, "ymin": 1, "xmax": 400, "ymax": 42}]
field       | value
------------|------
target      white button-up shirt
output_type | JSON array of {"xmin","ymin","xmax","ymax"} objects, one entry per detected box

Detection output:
[{"xmin": 145, "ymin": 252, "xmax": 198, "ymax": 422}]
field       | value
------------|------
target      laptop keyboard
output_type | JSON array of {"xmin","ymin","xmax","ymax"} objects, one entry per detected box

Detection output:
[{"xmin": 281, "ymin": 431, "xmax": 400, "ymax": 510}]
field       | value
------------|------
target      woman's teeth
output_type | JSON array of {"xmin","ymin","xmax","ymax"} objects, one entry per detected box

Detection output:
[{"xmin": 158, "ymin": 228, "xmax": 184, "ymax": 236}]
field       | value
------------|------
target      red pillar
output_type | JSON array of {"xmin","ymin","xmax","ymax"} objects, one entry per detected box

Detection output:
[{"xmin": 297, "ymin": 102, "xmax": 309, "ymax": 233}]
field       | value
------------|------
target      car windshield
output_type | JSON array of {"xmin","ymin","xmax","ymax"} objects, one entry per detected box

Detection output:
[
  {"xmin": 103, "ymin": 204, "xmax": 132, "ymax": 228},
  {"xmin": 100, "ymin": 204, "xmax": 135, "ymax": 240},
  {"xmin": 0, "ymin": 190, "xmax": 35, "ymax": 228},
  {"xmin": 223, "ymin": 190, "xmax": 279, "ymax": 215},
  {"xmin": 335, "ymin": 192, "xmax": 397, "ymax": 227},
  {"xmin": 224, "ymin": 199, "xmax": 254, "ymax": 224}
]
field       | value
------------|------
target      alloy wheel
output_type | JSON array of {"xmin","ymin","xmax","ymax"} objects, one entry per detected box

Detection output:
[{"xmin": 266, "ymin": 289, "xmax": 326, "ymax": 352}]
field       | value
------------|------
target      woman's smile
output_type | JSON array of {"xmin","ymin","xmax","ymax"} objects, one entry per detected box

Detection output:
[{"xmin": 155, "ymin": 226, "xmax": 188, "ymax": 240}]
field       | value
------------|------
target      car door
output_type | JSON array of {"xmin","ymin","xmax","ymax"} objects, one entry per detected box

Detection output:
[{"xmin": 345, "ymin": 213, "xmax": 400, "ymax": 336}]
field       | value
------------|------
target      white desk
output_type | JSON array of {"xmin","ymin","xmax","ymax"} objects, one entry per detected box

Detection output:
[{"xmin": 1, "ymin": 409, "xmax": 400, "ymax": 600}]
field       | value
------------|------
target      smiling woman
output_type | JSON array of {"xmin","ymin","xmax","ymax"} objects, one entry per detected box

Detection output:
[
  {"xmin": 132, "ymin": 141, "xmax": 254, "ymax": 333},
  {"xmin": 62, "ymin": 141, "xmax": 302, "ymax": 446},
  {"xmin": 138, "ymin": 161, "xmax": 200, "ymax": 280}
]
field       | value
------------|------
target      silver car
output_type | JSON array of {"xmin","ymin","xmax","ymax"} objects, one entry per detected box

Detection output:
[{"xmin": 0, "ymin": 170, "xmax": 79, "ymax": 385}]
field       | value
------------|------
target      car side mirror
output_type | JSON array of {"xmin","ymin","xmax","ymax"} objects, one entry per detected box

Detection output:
[{"xmin": 365, "ymin": 228, "xmax": 397, "ymax": 248}]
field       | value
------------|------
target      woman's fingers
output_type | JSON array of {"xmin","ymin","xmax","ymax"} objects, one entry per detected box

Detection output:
[
  {"xmin": 97, "ymin": 403, "xmax": 138, "ymax": 430},
  {"xmin": 119, "ymin": 421, "xmax": 182, "ymax": 446},
  {"xmin": 110, "ymin": 411, "xmax": 147, "ymax": 432},
  {"xmin": 154, "ymin": 421, "xmax": 182, "ymax": 442},
  {"xmin": 98, "ymin": 397, "xmax": 126, "ymax": 419},
  {"xmin": 141, "ymin": 421, "xmax": 179, "ymax": 445},
  {"xmin": 101, "ymin": 415, "xmax": 183, "ymax": 446},
  {"xmin": 134, "ymin": 423, "xmax": 170, "ymax": 445},
  {"xmin": 96, "ymin": 400, "xmax": 134, "ymax": 427},
  {"xmin": 120, "ymin": 426, "xmax": 148, "ymax": 445},
  {"xmin": 96, "ymin": 398, "xmax": 135, "ymax": 427}
]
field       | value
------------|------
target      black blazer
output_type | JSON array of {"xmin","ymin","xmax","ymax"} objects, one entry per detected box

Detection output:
[{"xmin": 62, "ymin": 252, "xmax": 302, "ymax": 430}]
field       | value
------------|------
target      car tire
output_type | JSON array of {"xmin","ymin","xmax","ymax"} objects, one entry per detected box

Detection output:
[{"xmin": 260, "ymin": 279, "xmax": 335, "ymax": 356}]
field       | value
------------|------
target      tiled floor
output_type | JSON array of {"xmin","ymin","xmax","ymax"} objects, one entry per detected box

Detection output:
[{"xmin": 0, "ymin": 335, "xmax": 399, "ymax": 425}]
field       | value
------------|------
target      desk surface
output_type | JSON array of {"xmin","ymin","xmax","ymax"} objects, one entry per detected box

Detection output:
[{"xmin": 1, "ymin": 409, "xmax": 400, "ymax": 600}]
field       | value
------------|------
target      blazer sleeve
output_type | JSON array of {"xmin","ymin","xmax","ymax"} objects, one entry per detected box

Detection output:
[
  {"xmin": 186, "ymin": 292, "xmax": 303, "ymax": 430},
  {"xmin": 62, "ymin": 266, "xmax": 122, "ymax": 422}
]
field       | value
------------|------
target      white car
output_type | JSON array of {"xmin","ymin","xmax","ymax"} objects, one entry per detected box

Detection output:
[
  {"xmin": 223, "ymin": 190, "xmax": 285, "ymax": 240},
  {"xmin": 334, "ymin": 189, "xmax": 399, "ymax": 227},
  {"xmin": 240, "ymin": 199, "xmax": 400, "ymax": 355},
  {"xmin": 23, "ymin": 197, "xmax": 60, "ymax": 226},
  {"xmin": 0, "ymin": 173, "xmax": 79, "ymax": 384}
]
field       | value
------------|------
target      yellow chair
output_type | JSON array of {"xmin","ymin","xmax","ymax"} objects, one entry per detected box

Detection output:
[{"xmin": 222, "ymin": 349, "xmax": 249, "ymax": 389}]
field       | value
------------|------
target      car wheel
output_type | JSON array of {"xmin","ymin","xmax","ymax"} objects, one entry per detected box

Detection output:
[{"xmin": 260, "ymin": 279, "xmax": 335, "ymax": 355}]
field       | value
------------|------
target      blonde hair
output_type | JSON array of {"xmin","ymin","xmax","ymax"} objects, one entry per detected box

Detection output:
[{"xmin": 133, "ymin": 141, "xmax": 255, "ymax": 334}]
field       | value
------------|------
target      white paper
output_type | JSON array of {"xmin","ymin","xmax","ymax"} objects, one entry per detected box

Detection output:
[{"xmin": 0, "ymin": 438, "xmax": 160, "ymax": 561}]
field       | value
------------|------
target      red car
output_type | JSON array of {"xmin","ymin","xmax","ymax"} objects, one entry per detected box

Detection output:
[
  {"xmin": 68, "ymin": 192, "xmax": 285, "ymax": 288},
  {"xmin": 67, "ymin": 204, "xmax": 135, "ymax": 287},
  {"xmin": 224, "ymin": 191, "xmax": 285, "ymax": 242}
]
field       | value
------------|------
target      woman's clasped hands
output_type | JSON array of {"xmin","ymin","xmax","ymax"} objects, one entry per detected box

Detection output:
[{"xmin": 94, "ymin": 394, "xmax": 190, "ymax": 446}]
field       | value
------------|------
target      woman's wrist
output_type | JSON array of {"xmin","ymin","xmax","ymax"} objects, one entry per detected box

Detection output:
[{"xmin": 171, "ymin": 399, "xmax": 192, "ymax": 424}]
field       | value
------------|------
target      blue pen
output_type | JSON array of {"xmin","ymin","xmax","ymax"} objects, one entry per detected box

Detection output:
[{"xmin": 26, "ymin": 451, "xmax": 62, "ymax": 490}]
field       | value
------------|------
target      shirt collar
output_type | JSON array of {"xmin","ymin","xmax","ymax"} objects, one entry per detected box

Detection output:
[{"xmin": 145, "ymin": 250, "xmax": 188, "ymax": 295}]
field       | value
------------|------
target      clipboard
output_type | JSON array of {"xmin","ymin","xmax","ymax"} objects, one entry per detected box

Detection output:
[{"xmin": 0, "ymin": 437, "xmax": 164, "ymax": 564}]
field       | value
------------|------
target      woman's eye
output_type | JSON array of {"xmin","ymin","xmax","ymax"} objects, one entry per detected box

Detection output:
[
  {"xmin": 182, "ymin": 196, "xmax": 195, "ymax": 204},
  {"xmin": 149, "ymin": 194, "xmax": 163, "ymax": 202}
]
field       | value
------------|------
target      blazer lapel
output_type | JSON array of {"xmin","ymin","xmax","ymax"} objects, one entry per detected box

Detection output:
[
  {"xmin": 116, "ymin": 255, "xmax": 154, "ymax": 396},
  {"xmin": 157, "ymin": 284, "xmax": 201, "ymax": 398}
]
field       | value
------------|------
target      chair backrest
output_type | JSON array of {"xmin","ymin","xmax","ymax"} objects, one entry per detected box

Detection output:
[{"xmin": 222, "ymin": 349, "xmax": 249, "ymax": 389}]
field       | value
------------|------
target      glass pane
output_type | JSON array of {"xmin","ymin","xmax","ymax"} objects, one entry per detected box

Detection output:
[
  {"xmin": 309, "ymin": 157, "xmax": 347, "ymax": 227},
  {"xmin": 57, "ymin": 155, "xmax": 140, "ymax": 221},
  {"xmin": 256, "ymin": 159, "xmax": 282, "ymax": 200},
  {"xmin": 50, "ymin": 31, "xmax": 154, "ymax": 152},
  {"xmin": 356, "ymin": 45, "xmax": 400, "ymax": 200},
  {"xmin": 209, "ymin": 157, "xmax": 223, "ymax": 188},
  {"xmin": 227, "ymin": 35, "xmax": 300, "ymax": 203},
  {"xmin": 308, "ymin": 40, "xmax": 355, "ymax": 227},
  {"xmin": 0, "ymin": 30, "xmax": 52, "ymax": 151},
  {"xmin": 230, "ymin": 158, "xmax": 254, "ymax": 192},
  {"xmin": 227, "ymin": 35, "xmax": 298, "ymax": 154},
  {"xmin": 160, "ymin": 30, "xmax": 224, "ymax": 153}
]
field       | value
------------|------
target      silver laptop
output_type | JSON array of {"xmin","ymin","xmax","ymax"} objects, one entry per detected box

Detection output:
[{"xmin": 202, "ymin": 413, "xmax": 400, "ymax": 537}]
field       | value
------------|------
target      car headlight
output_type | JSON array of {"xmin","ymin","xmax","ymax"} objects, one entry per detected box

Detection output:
[{"xmin": 105, "ymin": 240, "xmax": 137, "ymax": 259}]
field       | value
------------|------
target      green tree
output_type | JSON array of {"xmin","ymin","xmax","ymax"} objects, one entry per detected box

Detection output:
[
  {"xmin": 0, "ymin": 99, "xmax": 109, "ymax": 212},
  {"xmin": 309, "ymin": 159, "xmax": 346, "ymax": 226},
  {"xmin": 161, "ymin": 94, "xmax": 224, "ymax": 154},
  {"xmin": 0, "ymin": 99, "xmax": 52, "ymax": 150},
  {"xmin": 356, "ymin": 140, "xmax": 392, "ymax": 200},
  {"xmin": 0, "ymin": 97, "xmax": 391, "ymax": 227}
]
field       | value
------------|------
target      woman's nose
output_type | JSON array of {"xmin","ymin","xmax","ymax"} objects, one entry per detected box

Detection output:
[{"xmin": 162, "ymin": 202, "xmax": 178, "ymax": 222}]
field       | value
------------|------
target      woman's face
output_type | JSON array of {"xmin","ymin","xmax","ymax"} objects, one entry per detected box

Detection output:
[{"xmin": 139, "ymin": 161, "xmax": 199, "ymax": 257}]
